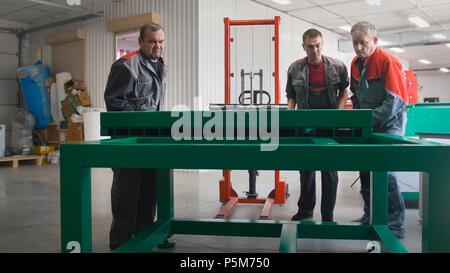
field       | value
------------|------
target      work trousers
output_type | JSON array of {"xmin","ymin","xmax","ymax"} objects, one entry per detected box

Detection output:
[
  {"xmin": 359, "ymin": 123, "xmax": 406, "ymax": 238},
  {"xmin": 359, "ymin": 171, "xmax": 405, "ymax": 238},
  {"xmin": 110, "ymin": 168, "xmax": 158, "ymax": 250},
  {"xmin": 297, "ymin": 171, "xmax": 338, "ymax": 222}
]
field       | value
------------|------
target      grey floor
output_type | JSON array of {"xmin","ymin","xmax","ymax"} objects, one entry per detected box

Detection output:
[{"xmin": 0, "ymin": 164, "xmax": 422, "ymax": 253}]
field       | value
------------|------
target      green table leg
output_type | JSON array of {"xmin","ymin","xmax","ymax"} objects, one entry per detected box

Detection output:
[
  {"xmin": 371, "ymin": 172, "xmax": 407, "ymax": 253},
  {"xmin": 60, "ymin": 164, "xmax": 92, "ymax": 253},
  {"xmin": 156, "ymin": 169, "xmax": 176, "ymax": 249},
  {"xmin": 157, "ymin": 169, "xmax": 174, "ymax": 220},
  {"xmin": 279, "ymin": 223, "xmax": 298, "ymax": 253},
  {"xmin": 422, "ymin": 168, "xmax": 450, "ymax": 252},
  {"xmin": 373, "ymin": 225, "xmax": 407, "ymax": 253},
  {"xmin": 113, "ymin": 219, "xmax": 172, "ymax": 253},
  {"xmin": 371, "ymin": 172, "xmax": 388, "ymax": 226}
]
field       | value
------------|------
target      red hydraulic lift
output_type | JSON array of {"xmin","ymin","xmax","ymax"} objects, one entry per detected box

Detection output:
[{"xmin": 217, "ymin": 16, "xmax": 288, "ymax": 220}]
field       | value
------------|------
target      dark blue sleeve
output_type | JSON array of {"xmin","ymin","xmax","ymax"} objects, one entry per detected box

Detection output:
[{"xmin": 104, "ymin": 61, "xmax": 134, "ymax": 112}]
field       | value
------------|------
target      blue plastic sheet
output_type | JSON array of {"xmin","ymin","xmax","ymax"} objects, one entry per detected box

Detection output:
[{"xmin": 18, "ymin": 61, "xmax": 53, "ymax": 128}]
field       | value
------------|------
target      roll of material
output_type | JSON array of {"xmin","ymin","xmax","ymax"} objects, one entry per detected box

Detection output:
[
  {"xmin": 50, "ymin": 83, "xmax": 58, "ymax": 125},
  {"xmin": 55, "ymin": 72, "xmax": 72, "ymax": 125},
  {"xmin": 82, "ymin": 108, "xmax": 110, "ymax": 141}
]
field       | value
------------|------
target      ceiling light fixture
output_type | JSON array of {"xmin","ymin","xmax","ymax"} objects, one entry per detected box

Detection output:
[
  {"xmin": 366, "ymin": 0, "xmax": 381, "ymax": 6},
  {"xmin": 440, "ymin": 67, "xmax": 450, "ymax": 73},
  {"xmin": 29, "ymin": 0, "xmax": 84, "ymax": 11},
  {"xmin": 270, "ymin": 0, "xmax": 291, "ymax": 5},
  {"xmin": 339, "ymin": 25, "xmax": 351, "ymax": 32},
  {"xmin": 390, "ymin": 47, "xmax": 405, "ymax": 53},
  {"xmin": 408, "ymin": 16, "xmax": 430, "ymax": 28},
  {"xmin": 419, "ymin": 59, "xmax": 432, "ymax": 64},
  {"xmin": 66, "ymin": 0, "xmax": 81, "ymax": 5},
  {"xmin": 433, "ymin": 33, "xmax": 446, "ymax": 40}
]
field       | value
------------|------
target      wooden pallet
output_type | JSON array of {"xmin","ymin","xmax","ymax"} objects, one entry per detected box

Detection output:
[{"xmin": 0, "ymin": 155, "xmax": 44, "ymax": 168}]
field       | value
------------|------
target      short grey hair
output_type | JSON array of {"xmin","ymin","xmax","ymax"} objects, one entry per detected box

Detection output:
[{"xmin": 351, "ymin": 21, "xmax": 377, "ymax": 39}]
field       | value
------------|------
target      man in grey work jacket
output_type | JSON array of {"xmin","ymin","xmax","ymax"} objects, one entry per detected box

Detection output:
[
  {"xmin": 286, "ymin": 29, "xmax": 349, "ymax": 222},
  {"xmin": 104, "ymin": 22, "xmax": 166, "ymax": 251}
]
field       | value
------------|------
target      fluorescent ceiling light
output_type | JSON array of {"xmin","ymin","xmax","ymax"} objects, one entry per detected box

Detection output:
[
  {"xmin": 29, "ymin": 0, "xmax": 84, "ymax": 11},
  {"xmin": 433, "ymin": 33, "xmax": 446, "ymax": 39},
  {"xmin": 419, "ymin": 59, "xmax": 432, "ymax": 64},
  {"xmin": 339, "ymin": 25, "xmax": 351, "ymax": 32},
  {"xmin": 270, "ymin": 0, "xmax": 291, "ymax": 5},
  {"xmin": 66, "ymin": 0, "xmax": 80, "ymax": 5},
  {"xmin": 390, "ymin": 47, "xmax": 405, "ymax": 53},
  {"xmin": 366, "ymin": 0, "xmax": 381, "ymax": 6},
  {"xmin": 440, "ymin": 67, "xmax": 450, "ymax": 73},
  {"xmin": 408, "ymin": 16, "xmax": 430, "ymax": 28}
]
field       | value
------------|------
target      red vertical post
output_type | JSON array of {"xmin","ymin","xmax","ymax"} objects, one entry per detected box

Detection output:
[
  {"xmin": 273, "ymin": 17, "xmax": 282, "ymax": 194},
  {"xmin": 274, "ymin": 16, "xmax": 280, "ymax": 104},
  {"xmin": 223, "ymin": 18, "xmax": 232, "ymax": 202},
  {"xmin": 224, "ymin": 17, "xmax": 231, "ymax": 104}
]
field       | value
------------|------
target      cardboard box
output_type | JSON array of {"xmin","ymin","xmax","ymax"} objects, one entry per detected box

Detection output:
[
  {"xmin": 44, "ymin": 77, "xmax": 56, "ymax": 88},
  {"xmin": 37, "ymin": 123, "xmax": 72, "ymax": 145},
  {"xmin": 37, "ymin": 123, "xmax": 59, "ymax": 143},
  {"xmin": 76, "ymin": 91, "xmax": 91, "ymax": 106},
  {"xmin": 67, "ymin": 122, "xmax": 84, "ymax": 142},
  {"xmin": 64, "ymin": 79, "xmax": 86, "ymax": 94},
  {"xmin": 32, "ymin": 145, "xmax": 56, "ymax": 155},
  {"xmin": 61, "ymin": 96, "xmax": 81, "ymax": 120}
]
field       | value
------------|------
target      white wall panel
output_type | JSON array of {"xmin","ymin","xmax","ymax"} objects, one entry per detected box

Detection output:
[
  {"xmin": 0, "ymin": 55, "xmax": 19, "ymax": 79},
  {"xmin": 0, "ymin": 80, "xmax": 18, "ymax": 105},
  {"xmin": 416, "ymin": 70, "xmax": 450, "ymax": 103},
  {"xmin": 0, "ymin": 32, "xmax": 19, "ymax": 149}
]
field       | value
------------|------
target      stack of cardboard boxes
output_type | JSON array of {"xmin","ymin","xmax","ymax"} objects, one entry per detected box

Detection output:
[
  {"xmin": 36, "ymin": 77, "xmax": 91, "ymax": 153},
  {"xmin": 61, "ymin": 79, "xmax": 90, "ymax": 120}
]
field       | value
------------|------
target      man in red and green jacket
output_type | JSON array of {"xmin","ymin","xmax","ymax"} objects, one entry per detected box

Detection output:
[{"xmin": 350, "ymin": 21, "xmax": 407, "ymax": 239}]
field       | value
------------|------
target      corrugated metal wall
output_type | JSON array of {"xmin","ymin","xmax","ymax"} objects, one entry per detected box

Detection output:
[
  {"xmin": 28, "ymin": 0, "xmax": 199, "ymax": 111},
  {"xmin": 0, "ymin": 32, "xmax": 19, "ymax": 148},
  {"xmin": 26, "ymin": 0, "xmax": 367, "ymax": 115},
  {"xmin": 198, "ymin": 0, "xmax": 356, "ymax": 109}
]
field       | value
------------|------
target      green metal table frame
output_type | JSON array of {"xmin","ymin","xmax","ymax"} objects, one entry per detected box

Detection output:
[
  {"xmin": 402, "ymin": 103, "xmax": 450, "ymax": 201},
  {"xmin": 60, "ymin": 110, "xmax": 450, "ymax": 253}
]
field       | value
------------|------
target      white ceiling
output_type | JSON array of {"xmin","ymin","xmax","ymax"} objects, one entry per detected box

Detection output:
[
  {"xmin": 0, "ymin": 0, "xmax": 105, "ymax": 26},
  {"xmin": 0, "ymin": 0, "xmax": 449, "ymax": 71},
  {"xmin": 253, "ymin": 0, "xmax": 450, "ymax": 71}
]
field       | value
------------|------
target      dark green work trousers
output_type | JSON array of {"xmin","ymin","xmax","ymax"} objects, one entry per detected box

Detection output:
[
  {"xmin": 109, "ymin": 168, "xmax": 157, "ymax": 250},
  {"xmin": 297, "ymin": 171, "xmax": 338, "ymax": 222}
]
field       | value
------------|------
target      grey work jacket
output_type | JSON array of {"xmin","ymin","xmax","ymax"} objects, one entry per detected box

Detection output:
[
  {"xmin": 286, "ymin": 55, "xmax": 349, "ymax": 109},
  {"xmin": 104, "ymin": 49, "xmax": 167, "ymax": 112}
]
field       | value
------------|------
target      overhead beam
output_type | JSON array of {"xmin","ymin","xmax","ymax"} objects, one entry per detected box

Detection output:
[
  {"xmin": 19, "ymin": 12, "xmax": 103, "ymax": 35},
  {"xmin": 339, "ymin": 29, "xmax": 450, "ymax": 52}
]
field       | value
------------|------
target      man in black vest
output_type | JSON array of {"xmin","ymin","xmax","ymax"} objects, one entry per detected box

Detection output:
[{"xmin": 286, "ymin": 29, "xmax": 349, "ymax": 222}]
